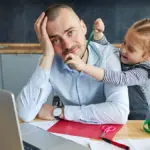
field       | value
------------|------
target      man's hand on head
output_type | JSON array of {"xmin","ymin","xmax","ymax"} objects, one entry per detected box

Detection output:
[
  {"xmin": 34, "ymin": 12, "xmax": 55, "ymax": 70},
  {"xmin": 34, "ymin": 12, "xmax": 55, "ymax": 57}
]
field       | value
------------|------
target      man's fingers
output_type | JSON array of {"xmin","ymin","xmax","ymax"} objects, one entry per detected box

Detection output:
[
  {"xmin": 41, "ymin": 16, "xmax": 49, "ymax": 39},
  {"xmin": 34, "ymin": 12, "xmax": 45, "ymax": 40},
  {"xmin": 34, "ymin": 12, "xmax": 45, "ymax": 31}
]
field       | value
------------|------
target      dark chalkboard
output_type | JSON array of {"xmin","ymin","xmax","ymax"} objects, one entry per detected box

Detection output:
[{"xmin": 1, "ymin": 0, "xmax": 150, "ymax": 43}]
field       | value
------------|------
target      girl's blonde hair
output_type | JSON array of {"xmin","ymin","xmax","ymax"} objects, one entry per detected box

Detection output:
[{"xmin": 128, "ymin": 18, "xmax": 150, "ymax": 55}]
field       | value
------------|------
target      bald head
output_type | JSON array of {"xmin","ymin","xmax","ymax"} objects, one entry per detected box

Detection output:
[{"xmin": 45, "ymin": 4, "xmax": 80, "ymax": 21}]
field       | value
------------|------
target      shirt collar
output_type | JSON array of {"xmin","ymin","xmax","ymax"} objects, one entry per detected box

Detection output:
[{"xmin": 87, "ymin": 42, "xmax": 100, "ymax": 66}]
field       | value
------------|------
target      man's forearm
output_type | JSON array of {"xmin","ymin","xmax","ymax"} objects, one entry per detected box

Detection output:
[
  {"xmin": 16, "ymin": 64, "xmax": 52, "ymax": 122},
  {"xmin": 64, "ymin": 97, "xmax": 129, "ymax": 124},
  {"xmin": 40, "ymin": 54, "xmax": 54, "ymax": 71}
]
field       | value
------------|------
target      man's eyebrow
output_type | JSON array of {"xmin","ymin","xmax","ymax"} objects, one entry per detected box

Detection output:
[
  {"xmin": 49, "ymin": 27, "xmax": 75, "ymax": 38},
  {"xmin": 64, "ymin": 27, "xmax": 74, "ymax": 33}
]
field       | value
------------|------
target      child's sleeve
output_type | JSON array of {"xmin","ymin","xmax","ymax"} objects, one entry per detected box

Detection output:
[
  {"xmin": 93, "ymin": 34, "xmax": 109, "ymax": 45},
  {"xmin": 103, "ymin": 68, "xmax": 148, "ymax": 86}
]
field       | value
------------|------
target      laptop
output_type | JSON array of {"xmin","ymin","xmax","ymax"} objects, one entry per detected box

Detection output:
[{"xmin": 0, "ymin": 90, "xmax": 88, "ymax": 150}]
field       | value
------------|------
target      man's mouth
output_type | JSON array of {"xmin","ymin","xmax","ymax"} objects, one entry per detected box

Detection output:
[
  {"xmin": 63, "ymin": 46, "xmax": 79, "ymax": 56},
  {"xmin": 69, "ymin": 46, "xmax": 79, "ymax": 54}
]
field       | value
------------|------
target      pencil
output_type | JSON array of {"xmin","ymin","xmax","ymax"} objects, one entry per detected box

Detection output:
[{"xmin": 101, "ymin": 137, "xmax": 130, "ymax": 150}]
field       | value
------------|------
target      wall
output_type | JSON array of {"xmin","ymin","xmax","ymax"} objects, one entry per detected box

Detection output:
[
  {"xmin": 1, "ymin": 54, "xmax": 41, "ymax": 96},
  {"xmin": 1, "ymin": 0, "xmax": 150, "ymax": 43}
]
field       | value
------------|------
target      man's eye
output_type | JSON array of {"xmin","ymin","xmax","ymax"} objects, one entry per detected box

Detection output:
[
  {"xmin": 68, "ymin": 31, "xmax": 73, "ymax": 36},
  {"xmin": 51, "ymin": 39, "xmax": 60, "ymax": 44},
  {"xmin": 68, "ymin": 30, "xmax": 75, "ymax": 37}
]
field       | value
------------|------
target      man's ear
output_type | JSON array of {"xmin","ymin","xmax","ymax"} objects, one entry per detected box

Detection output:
[{"xmin": 80, "ymin": 19, "xmax": 87, "ymax": 35}]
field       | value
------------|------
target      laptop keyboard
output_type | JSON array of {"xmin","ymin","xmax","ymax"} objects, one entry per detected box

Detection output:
[{"xmin": 23, "ymin": 141, "xmax": 41, "ymax": 150}]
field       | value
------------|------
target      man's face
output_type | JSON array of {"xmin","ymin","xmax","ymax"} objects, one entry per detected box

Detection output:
[{"xmin": 46, "ymin": 8, "xmax": 87, "ymax": 61}]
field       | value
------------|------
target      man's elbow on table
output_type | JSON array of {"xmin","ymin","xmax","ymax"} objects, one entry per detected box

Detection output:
[
  {"xmin": 117, "ymin": 112, "xmax": 129, "ymax": 125},
  {"xmin": 16, "ymin": 95, "xmax": 40, "ymax": 122},
  {"xmin": 114, "ymin": 104, "xmax": 129, "ymax": 124},
  {"xmin": 16, "ymin": 100, "xmax": 37, "ymax": 122},
  {"xmin": 18, "ymin": 108, "xmax": 37, "ymax": 122}
]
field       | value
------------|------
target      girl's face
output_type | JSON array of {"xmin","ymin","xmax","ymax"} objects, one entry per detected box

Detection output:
[{"xmin": 120, "ymin": 30, "xmax": 147, "ymax": 65}]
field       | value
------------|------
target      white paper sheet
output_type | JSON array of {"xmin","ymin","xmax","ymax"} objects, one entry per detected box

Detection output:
[
  {"xmin": 30, "ymin": 120, "xmax": 58, "ymax": 130},
  {"xmin": 116, "ymin": 139, "xmax": 150, "ymax": 150}
]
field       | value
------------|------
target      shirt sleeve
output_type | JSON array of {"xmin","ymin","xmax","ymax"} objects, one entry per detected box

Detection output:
[
  {"xmin": 16, "ymin": 65, "xmax": 52, "ymax": 122},
  {"xmin": 93, "ymin": 34, "xmax": 109, "ymax": 45},
  {"xmin": 64, "ymin": 47, "xmax": 129, "ymax": 124}
]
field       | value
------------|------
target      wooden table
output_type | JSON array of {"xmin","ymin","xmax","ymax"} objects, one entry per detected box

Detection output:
[{"xmin": 115, "ymin": 120, "xmax": 150, "ymax": 139}]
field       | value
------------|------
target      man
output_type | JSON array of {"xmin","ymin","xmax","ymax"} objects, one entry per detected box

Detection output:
[{"xmin": 16, "ymin": 4, "xmax": 129, "ymax": 124}]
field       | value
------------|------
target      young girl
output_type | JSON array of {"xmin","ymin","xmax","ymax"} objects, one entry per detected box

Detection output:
[{"xmin": 65, "ymin": 18, "xmax": 150, "ymax": 120}]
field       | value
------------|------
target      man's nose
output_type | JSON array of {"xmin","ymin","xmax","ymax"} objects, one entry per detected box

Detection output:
[{"xmin": 62, "ymin": 38, "xmax": 72, "ymax": 49}]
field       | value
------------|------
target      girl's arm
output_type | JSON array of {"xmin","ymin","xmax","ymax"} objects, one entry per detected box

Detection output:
[
  {"xmin": 103, "ymin": 68, "xmax": 148, "ymax": 86},
  {"xmin": 82, "ymin": 65, "xmax": 148, "ymax": 86}
]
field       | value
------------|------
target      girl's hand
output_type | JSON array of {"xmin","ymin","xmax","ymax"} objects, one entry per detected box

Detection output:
[
  {"xmin": 64, "ymin": 53, "xmax": 86, "ymax": 71},
  {"xmin": 94, "ymin": 18, "xmax": 105, "ymax": 40}
]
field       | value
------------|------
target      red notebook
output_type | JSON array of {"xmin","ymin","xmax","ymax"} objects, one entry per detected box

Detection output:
[{"xmin": 48, "ymin": 120, "xmax": 123, "ymax": 140}]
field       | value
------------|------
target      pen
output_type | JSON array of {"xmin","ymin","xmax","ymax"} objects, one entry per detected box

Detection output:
[
  {"xmin": 86, "ymin": 25, "xmax": 94, "ymax": 48},
  {"xmin": 80, "ymin": 25, "xmax": 94, "ymax": 59},
  {"xmin": 101, "ymin": 137, "xmax": 130, "ymax": 150}
]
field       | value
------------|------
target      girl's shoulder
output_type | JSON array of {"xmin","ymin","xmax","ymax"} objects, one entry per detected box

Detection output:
[{"xmin": 135, "ymin": 61, "xmax": 150, "ymax": 78}]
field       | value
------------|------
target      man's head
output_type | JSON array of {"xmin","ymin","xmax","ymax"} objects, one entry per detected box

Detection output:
[
  {"xmin": 45, "ymin": 4, "xmax": 87, "ymax": 61},
  {"xmin": 120, "ymin": 18, "xmax": 150, "ymax": 65}
]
